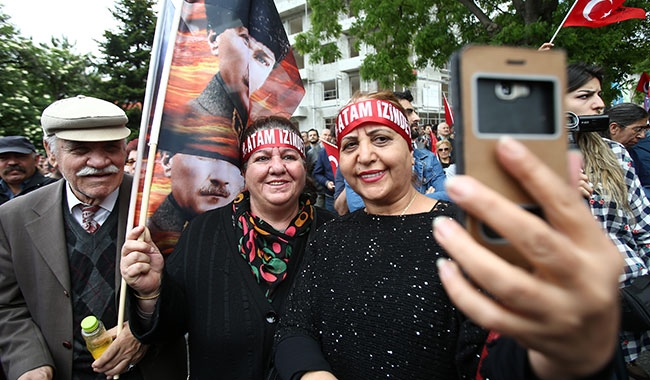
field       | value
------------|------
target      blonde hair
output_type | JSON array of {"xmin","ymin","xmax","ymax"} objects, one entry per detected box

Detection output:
[
  {"xmin": 436, "ymin": 140, "xmax": 452, "ymax": 150},
  {"xmin": 577, "ymin": 132, "xmax": 631, "ymax": 215}
]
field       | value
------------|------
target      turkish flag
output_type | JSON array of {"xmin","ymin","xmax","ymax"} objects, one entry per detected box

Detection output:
[
  {"xmin": 563, "ymin": 0, "xmax": 646, "ymax": 28},
  {"xmin": 322, "ymin": 140, "xmax": 339, "ymax": 177},
  {"xmin": 637, "ymin": 72, "xmax": 650, "ymax": 94},
  {"xmin": 443, "ymin": 93, "xmax": 455, "ymax": 126}
]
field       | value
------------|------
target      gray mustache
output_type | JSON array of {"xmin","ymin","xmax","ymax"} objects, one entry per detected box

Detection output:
[
  {"xmin": 3, "ymin": 165, "xmax": 26, "ymax": 175},
  {"xmin": 76, "ymin": 165, "xmax": 120, "ymax": 177}
]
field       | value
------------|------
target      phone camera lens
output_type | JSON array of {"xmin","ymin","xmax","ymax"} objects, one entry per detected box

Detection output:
[{"xmin": 500, "ymin": 83, "xmax": 512, "ymax": 96}]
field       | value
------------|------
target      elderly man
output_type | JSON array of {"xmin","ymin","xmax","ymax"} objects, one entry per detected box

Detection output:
[
  {"xmin": 0, "ymin": 96, "xmax": 186, "ymax": 380},
  {"xmin": 0, "ymin": 136, "xmax": 57, "ymax": 205}
]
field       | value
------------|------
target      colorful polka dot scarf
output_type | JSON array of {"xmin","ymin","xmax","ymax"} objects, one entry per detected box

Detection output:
[{"xmin": 233, "ymin": 191, "xmax": 314, "ymax": 300}]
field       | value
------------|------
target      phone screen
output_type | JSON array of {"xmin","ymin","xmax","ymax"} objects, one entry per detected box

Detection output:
[{"xmin": 474, "ymin": 76, "xmax": 558, "ymax": 135}]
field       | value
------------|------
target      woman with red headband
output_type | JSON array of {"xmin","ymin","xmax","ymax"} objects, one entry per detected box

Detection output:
[
  {"xmin": 119, "ymin": 116, "xmax": 335, "ymax": 379},
  {"xmin": 274, "ymin": 91, "xmax": 621, "ymax": 379}
]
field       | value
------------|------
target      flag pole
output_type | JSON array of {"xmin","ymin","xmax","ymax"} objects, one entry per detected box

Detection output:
[
  {"xmin": 549, "ymin": 0, "xmax": 580, "ymax": 44},
  {"xmin": 115, "ymin": 0, "xmax": 182, "ymax": 370}
]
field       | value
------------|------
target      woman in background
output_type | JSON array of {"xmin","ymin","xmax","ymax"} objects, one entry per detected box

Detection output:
[{"xmin": 436, "ymin": 139, "xmax": 456, "ymax": 177}]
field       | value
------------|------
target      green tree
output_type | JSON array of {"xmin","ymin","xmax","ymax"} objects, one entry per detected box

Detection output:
[
  {"xmin": 93, "ymin": 0, "xmax": 157, "ymax": 137},
  {"xmin": 296, "ymin": 0, "xmax": 650, "ymax": 102},
  {"xmin": 0, "ymin": 7, "xmax": 97, "ymax": 149}
]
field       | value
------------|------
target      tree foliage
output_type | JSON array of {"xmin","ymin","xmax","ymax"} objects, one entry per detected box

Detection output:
[
  {"xmin": 296, "ymin": 0, "xmax": 650, "ymax": 102},
  {"xmin": 93, "ymin": 0, "xmax": 157, "ymax": 137},
  {"xmin": 0, "ymin": 0, "xmax": 156, "ymax": 146},
  {"xmin": 0, "ymin": 9, "xmax": 97, "ymax": 149}
]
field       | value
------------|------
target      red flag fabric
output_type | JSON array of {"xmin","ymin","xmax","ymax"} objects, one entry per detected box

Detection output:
[
  {"xmin": 429, "ymin": 131, "xmax": 438, "ymax": 155},
  {"xmin": 563, "ymin": 0, "xmax": 646, "ymax": 28},
  {"xmin": 637, "ymin": 72, "xmax": 650, "ymax": 94},
  {"xmin": 322, "ymin": 140, "xmax": 339, "ymax": 177},
  {"xmin": 443, "ymin": 94, "xmax": 455, "ymax": 126}
]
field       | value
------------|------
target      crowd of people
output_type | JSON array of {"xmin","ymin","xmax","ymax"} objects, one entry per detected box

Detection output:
[{"xmin": 2, "ymin": 31, "xmax": 650, "ymax": 380}]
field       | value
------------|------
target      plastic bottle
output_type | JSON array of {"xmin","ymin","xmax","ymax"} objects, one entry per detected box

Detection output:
[{"xmin": 80, "ymin": 315, "xmax": 113, "ymax": 359}]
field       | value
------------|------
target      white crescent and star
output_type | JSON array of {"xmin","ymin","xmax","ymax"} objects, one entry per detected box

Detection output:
[
  {"xmin": 583, "ymin": 0, "xmax": 614, "ymax": 21},
  {"xmin": 328, "ymin": 156, "xmax": 339, "ymax": 169}
]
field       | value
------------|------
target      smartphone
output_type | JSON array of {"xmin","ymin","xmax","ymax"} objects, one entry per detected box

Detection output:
[{"xmin": 450, "ymin": 45, "xmax": 568, "ymax": 268}]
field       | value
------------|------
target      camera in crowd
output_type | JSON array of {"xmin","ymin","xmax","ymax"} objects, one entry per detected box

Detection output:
[{"xmin": 566, "ymin": 112, "xmax": 609, "ymax": 133}]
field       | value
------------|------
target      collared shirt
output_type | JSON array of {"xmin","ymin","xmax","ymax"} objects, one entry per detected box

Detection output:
[
  {"xmin": 0, "ymin": 177, "xmax": 30, "ymax": 199},
  {"xmin": 0, "ymin": 180, "xmax": 15, "ymax": 200},
  {"xmin": 66, "ymin": 184, "xmax": 119, "ymax": 228}
]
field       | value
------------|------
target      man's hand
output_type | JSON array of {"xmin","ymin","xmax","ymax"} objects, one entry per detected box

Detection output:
[{"xmin": 92, "ymin": 322, "xmax": 148, "ymax": 378}]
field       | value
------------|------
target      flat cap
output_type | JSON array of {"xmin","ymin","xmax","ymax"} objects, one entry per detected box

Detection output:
[
  {"xmin": 41, "ymin": 95, "xmax": 130, "ymax": 142},
  {"xmin": 0, "ymin": 136, "xmax": 36, "ymax": 155}
]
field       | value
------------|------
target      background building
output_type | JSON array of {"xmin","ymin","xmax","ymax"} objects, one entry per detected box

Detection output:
[{"xmin": 275, "ymin": 0, "xmax": 451, "ymax": 133}]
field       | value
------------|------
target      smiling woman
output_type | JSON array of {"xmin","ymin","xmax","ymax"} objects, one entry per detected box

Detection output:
[
  {"xmin": 120, "ymin": 115, "xmax": 336, "ymax": 379},
  {"xmin": 273, "ymin": 90, "xmax": 623, "ymax": 380}
]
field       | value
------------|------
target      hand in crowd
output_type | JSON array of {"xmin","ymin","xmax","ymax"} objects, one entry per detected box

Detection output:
[
  {"xmin": 120, "ymin": 226, "xmax": 164, "ymax": 300},
  {"xmin": 538, "ymin": 42, "xmax": 554, "ymax": 51},
  {"xmin": 433, "ymin": 137, "xmax": 622, "ymax": 379},
  {"xmin": 92, "ymin": 322, "xmax": 148, "ymax": 378},
  {"xmin": 16, "ymin": 366, "xmax": 54, "ymax": 380},
  {"xmin": 577, "ymin": 171, "xmax": 594, "ymax": 198}
]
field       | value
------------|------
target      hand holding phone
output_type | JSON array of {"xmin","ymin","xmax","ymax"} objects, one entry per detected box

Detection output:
[{"xmin": 450, "ymin": 45, "xmax": 569, "ymax": 267}]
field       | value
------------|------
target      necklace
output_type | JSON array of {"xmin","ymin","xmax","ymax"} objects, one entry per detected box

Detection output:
[{"xmin": 400, "ymin": 192, "xmax": 418, "ymax": 216}]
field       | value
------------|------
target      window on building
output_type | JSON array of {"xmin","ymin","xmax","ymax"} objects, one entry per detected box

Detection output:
[
  {"xmin": 294, "ymin": 52, "xmax": 305, "ymax": 69},
  {"xmin": 349, "ymin": 75, "xmax": 360, "ymax": 95},
  {"xmin": 287, "ymin": 16, "xmax": 303, "ymax": 35},
  {"xmin": 323, "ymin": 80, "xmax": 338, "ymax": 101},
  {"xmin": 325, "ymin": 117, "xmax": 336, "ymax": 131},
  {"xmin": 347, "ymin": 36, "xmax": 359, "ymax": 58}
]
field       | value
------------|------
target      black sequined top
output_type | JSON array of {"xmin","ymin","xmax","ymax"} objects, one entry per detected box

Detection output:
[{"xmin": 274, "ymin": 202, "xmax": 488, "ymax": 379}]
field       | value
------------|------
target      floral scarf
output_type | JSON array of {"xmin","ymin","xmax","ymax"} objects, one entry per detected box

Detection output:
[{"xmin": 233, "ymin": 191, "xmax": 314, "ymax": 300}]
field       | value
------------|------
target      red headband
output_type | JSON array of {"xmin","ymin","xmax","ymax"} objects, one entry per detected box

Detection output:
[
  {"xmin": 241, "ymin": 128, "xmax": 306, "ymax": 162},
  {"xmin": 336, "ymin": 99, "xmax": 412, "ymax": 151}
]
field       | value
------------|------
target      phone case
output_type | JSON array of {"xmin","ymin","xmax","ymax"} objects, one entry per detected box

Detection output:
[{"xmin": 450, "ymin": 45, "xmax": 568, "ymax": 268}]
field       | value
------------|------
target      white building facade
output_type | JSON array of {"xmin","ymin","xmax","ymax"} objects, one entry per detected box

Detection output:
[{"xmin": 275, "ymin": 0, "xmax": 452, "ymax": 133}]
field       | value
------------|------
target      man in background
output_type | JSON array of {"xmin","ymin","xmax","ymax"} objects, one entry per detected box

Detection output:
[{"xmin": 0, "ymin": 136, "xmax": 57, "ymax": 206}]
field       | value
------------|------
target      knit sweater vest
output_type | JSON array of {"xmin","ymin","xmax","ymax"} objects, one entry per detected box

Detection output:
[{"xmin": 63, "ymin": 204, "xmax": 118, "ymax": 379}]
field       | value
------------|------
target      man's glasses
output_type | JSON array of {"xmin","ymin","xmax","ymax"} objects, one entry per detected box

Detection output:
[
  {"xmin": 125, "ymin": 158, "xmax": 136, "ymax": 166},
  {"xmin": 625, "ymin": 124, "xmax": 650, "ymax": 134}
]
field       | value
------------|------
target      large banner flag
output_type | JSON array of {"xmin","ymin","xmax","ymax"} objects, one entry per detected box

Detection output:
[
  {"xmin": 563, "ymin": 0, "xmax": 646, "ymax": 28},
  {"xmin": 321, "ymin": 140, "xmax": 339, "ymax": 177},
  {"xmin": 131, "ymin": 0, "xmax": 305, "ymax": 255}
]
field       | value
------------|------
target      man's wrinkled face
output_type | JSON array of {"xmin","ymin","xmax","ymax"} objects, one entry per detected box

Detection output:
[{"xmin": 46, "ymin": 139, "xmax": 126, "ymax": 205}]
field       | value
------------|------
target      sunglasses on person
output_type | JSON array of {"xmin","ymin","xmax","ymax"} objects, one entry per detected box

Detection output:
[
  {"xmin": 438, "ymin": 147, "xmax": 450, "ymax": 152},
  {"xmin": 125, "ymin": 158, "xmax": 136, "ymax": 166}
]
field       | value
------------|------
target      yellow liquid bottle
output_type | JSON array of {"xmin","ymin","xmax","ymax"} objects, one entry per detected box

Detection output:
[{"xmin": 80, "ymin": 316, "xmax": 113, "ymax": 359}]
